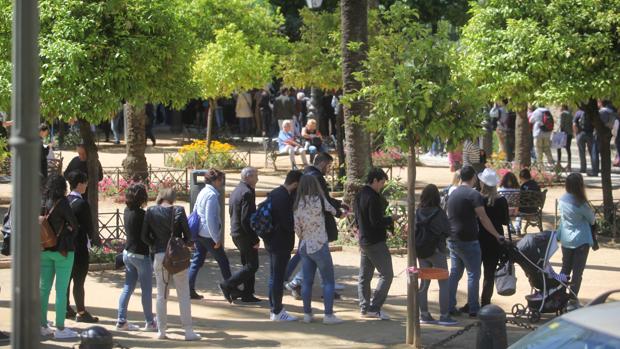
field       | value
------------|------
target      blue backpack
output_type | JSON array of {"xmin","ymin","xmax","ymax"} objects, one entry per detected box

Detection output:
[
  {"xmin": 251, "ymin": 196, "xmax": 273, "ymax": 240},
  {"xmin": 187, "ymin": 209, "xmax": 201, "ymax": 241}
]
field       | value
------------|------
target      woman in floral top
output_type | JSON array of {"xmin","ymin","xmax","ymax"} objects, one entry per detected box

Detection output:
[{"xmin": 294, "ymin": 175, "xmax": 343, "ymax": 325}]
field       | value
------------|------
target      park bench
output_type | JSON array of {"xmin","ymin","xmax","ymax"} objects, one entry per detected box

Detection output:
[
  {"xmin": 501, "ymin": 189, "xmax": 548, "ymax": 235},
  {"xmin": 47, "ymin": 156, "xmax": 63, "ymax": 177},
  {"xmin": 263, "ymin": 135, "xmax": 338, "ymax": 171}
]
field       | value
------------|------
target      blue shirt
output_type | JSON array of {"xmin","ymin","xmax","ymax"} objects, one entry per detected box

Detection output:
[
  {"xmin": 557, "ymin": 193, "xmax": 595, "ymax": 249},
  {"xmin": 194, "ymin": 184, "xmax": 222, "ymax": 243},
  {"xmin": 278, "ymin": 130, "xmax": 295, "ymax": 153}
]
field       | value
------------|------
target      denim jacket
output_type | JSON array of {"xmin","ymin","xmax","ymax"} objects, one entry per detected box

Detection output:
[
  {"xmin": 195, "ymin": 184, "xmax": 222, "ymax": 243},
  {"xmin": 557, "ymin": 193, "xmax": 595, "ymax": 249}
]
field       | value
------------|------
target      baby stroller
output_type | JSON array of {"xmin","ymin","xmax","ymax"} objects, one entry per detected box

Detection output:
[{"xmin": 505, "ymin": 230, "xmax": 572, "ymax": 323}]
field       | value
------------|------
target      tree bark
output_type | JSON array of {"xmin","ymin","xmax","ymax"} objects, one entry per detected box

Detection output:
[
  {"xmin": 341, "ymin": 0, "xmax": 372, "ymax": 205},
  {"xmin": 582, "ymin": 98, "xmax": 614, "ymax": 220},
  {"xmin": 406, "ymin": 140, "xmax": 420, "ymax": 346},
  {"xmin": 514, "ymin": 108, "xmax": 531, "ymax": 169},
  {"xmin": 336, "ymin": 99, "xmax": 346, "ymax": 191},
  {"xmin": 206, "ymin": 98, "xmax": 215, "ymax": 152},
  {"xmin": 78, "ymin": 119, "xmax": 100, "ymax": 234},
  {"xmin": 122, "ymin": 103, "xmax": 148, "ymax": 180}
]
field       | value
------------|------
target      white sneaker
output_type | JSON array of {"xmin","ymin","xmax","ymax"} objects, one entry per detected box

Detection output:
[
  {"xmin": 323, "ymin": 314, "xmax": 344, "ymax": 325},
  {"xmin": 40, "ymin": 326, "xmax": 54, "ymax": 337},
  {"xmin": 362, "ymin": 311, "xmax": 391, "ymax": 320},
  {"xmin": 54, "ymin": 328, "xmax": 79, "ymax": 339},
  {"xmin": 143, "ymin": 320, "xmax": 158, "ymax": 332},
  {"xmin": 303, "ymin": 313, "xmax": 314, "ymax": 323},
  {"xmin": 184, "ymin": 330, "xmax": 201, "ymax": 341},
  {"xmin": 157, "ymin": 331, "xmax": 167, "ymax": 340},
  {"xmin": 116, "ymin": 321, "xmax": 140, "ymax": 331},
  {"xmin": 271, "ymin": 309, "xmax": 298, "ymax": 322},
  {"xmin": 334, "ymin": 283, "xmax": 345, "ymax": 291}
]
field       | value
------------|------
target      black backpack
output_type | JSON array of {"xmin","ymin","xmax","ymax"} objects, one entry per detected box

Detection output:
[
  {"xmin": 577, "ymin": 111, "xmax": 593, "ymax": 133},
  {"xmin": 415, "ymin": 209, "xmax": 441, "ymax": 259}
]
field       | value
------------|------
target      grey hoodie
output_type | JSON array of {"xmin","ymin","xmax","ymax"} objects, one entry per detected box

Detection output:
[{"xmin": 415, "ymin": 207, "xmax": 451, "ymax": 254}]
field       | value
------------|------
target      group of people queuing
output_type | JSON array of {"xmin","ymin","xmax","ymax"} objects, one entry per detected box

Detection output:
[
  {"xmin": 416, "ymin": 165, "xmax": 594, "ymax": 325},
  {"xmin": 431, "ymin": 99, "xmax": 620, "ymax": 178}
]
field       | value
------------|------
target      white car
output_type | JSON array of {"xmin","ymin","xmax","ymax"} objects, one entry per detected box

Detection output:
[{"xmin": 510, "ymin": 290, "xmax": 620, "ymax": 348}]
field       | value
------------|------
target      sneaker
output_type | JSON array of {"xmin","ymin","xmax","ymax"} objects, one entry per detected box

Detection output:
[
  {"xmin": 271, "ymin": 309, "xmax": 298, "ymax": 322},
  {"xmin": 54, "ymin": 328, "xmax": 79, "ymax": 339},
  {"xmin": 303, "ymin": 313, "xmax": 314, "ymax": 323},
  {"xmin": 0, "ymin": 331, "xmax": 9, "ymax": 343},
  {"xmin": 334, "ymin": 283, "xmax": 345, "ymax": 291},
  {"xmin": 157, "ymin": 331, "xmax": 167, "ymax": 340},
  {"xmin": 76, "ymin": 311, "xmax": 99, "ymax": 323},
  {"xmin": 323, "ymin": 314, "xmax": 344, "ymax": 325},
  {"xmin": 190, "ymin": 290, "xmax": 204, "ymax": 300},
  {"xmin": 284, "ymin": 282, "xmax": 297, "ymax": 292},
  {"xmin": 362, "ymin": 311, "xmax": 391, "ymax": 320},
  {"xmin": 241, "ymin": 295, "xmax": 262, "ymax": 303},
  {"xmin": 184, "ymin": 330, "xmax": 201, "ymax": 341},
  {"xmin": 420, "ymin": 313, "xmax": 437, "ymax": 324},
  {"xmin": 40, "ymin": 326, "xmax": 54, "ymax": 337},
  {"xmin": 116, "ymin": 321, "xmax": 140, "ymax": 331},
  {"xmin": 65, "ymin": 307, "xmax": 77, "ymax": 320},
  {"xmin": 438, "ymin": 316, "xmax": 458, "ymax": 326},
  {"xmin": 218, "ymin": 283, "xmax": 233, "ymax": 304},
  {"xmin": 144, "ymin": 320, "xmax": 158, "ymax": 332}
]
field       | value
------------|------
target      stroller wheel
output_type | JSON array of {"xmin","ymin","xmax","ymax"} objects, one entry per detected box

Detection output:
[
  {"xmin": 528, "ymin": 309, "xmax": 541, "ymax": 323},
  {"xmin": 512, "ymin": 304, "xmax": 526, "ymax": 318}
]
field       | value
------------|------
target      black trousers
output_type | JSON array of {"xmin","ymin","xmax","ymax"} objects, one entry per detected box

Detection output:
[
  {"xmin": 480, "ymin": 244, "xmax": 500, "ymax": 307},
  {"xmin": 225, "ymin": 236, "xmax": 259, "ymax": 296},
  {"xmin": 67, "ymin": 252, "xmax": 89, "ymax": 312},
  {"xmin": 268, "ymin": 250, "xmax": 291, "ymax": 314},
  {"xmin": 561, "ymin": 244, "xmax": 590, "ymax": 299},
  {"xmin": 556, "ymin": 134, "xmax": 573, "ymax": 167}
]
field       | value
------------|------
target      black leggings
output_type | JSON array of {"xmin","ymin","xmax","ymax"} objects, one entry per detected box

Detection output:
[
  {"xmin": 67, "ymin": 254, "xmax": 89, "ymax": 312},
  {"xmin": 481, "ymin": 249, "xmax": 500, "ymax": 307}
]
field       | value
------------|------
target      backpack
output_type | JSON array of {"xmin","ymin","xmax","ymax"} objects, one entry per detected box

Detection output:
[
  {"xmin": 251, "ymin": 195, "xmax": 273, "ymax": 240},
  {"xmin": 187, "ymin": 209, "xmax": 201, "ymax": 241},
  {"xmin": 40, "ymin": 200, "xmax": 62, "ymax": 250},
  {"xmin": 415, "ymin": 209, "xmax": 441, "ymax": 259},
  {"xmin": 540, "ymin": 110, "xmax": 554, "ymax": 132},
  {"xmin": 577, "ymin": 111, "xmax": 593, "ymax": 133},
  {"xmin": 162, "ymin": 207, "xmax": 191, "ymax": 275}
]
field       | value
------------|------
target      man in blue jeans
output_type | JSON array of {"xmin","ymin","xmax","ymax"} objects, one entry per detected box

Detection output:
[{"xmin": 446, "ymin": 166, "xmax": 504, "ymax": 317}]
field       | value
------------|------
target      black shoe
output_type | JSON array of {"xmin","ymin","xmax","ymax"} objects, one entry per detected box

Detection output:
[
  {"xmin": 76, "ymin": 311, "xmax": 99, "ymax": 323},
  {"xmin": 231, "ymin": 289, "xmax": 243, "ymax": 301},
  {"xmin": 449, "ymin": 309, "xmax": 461, "ymax": 316},
  {"xmin": 219, "ymin": 283, "xmax": 233, "ymax": 304},
  {"xmin": 321, "ymin": 292, "xmax": 342, "ymax": 300},
  {"xmin": 241, "ymin": 295, "xmax": 262, "ymax": 303},
  {"xmin": 458, "ymin": 304, "xmax": 470, "ymax": 314},
  {"xmin": 0, "ymin": 331, "xmax": 9, "ymax": 343},
  {"xmin": 469, "ymin": 312, "xmax": 478, "ymax": 318},
  {"xmin": 190, "ymin": 290, "xmax": 204, "ymax": 300},
  {"xmin": 66, "ymin": 307, "xmax": 77, "ymax": 320}
]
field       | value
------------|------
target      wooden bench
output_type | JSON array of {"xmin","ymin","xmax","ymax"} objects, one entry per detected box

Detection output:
[
  {"xmin": 501, "ymin": 189, "xmax": 548, "ymax": 235},
  {"xmin": 263, "ymin": 135, "xmax": 338, "ymax": 171}
]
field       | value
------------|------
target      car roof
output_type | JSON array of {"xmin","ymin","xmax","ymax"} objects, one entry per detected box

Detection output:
[{"xmin": 560, "ymin": 301, "xmax": 620, "ymax": 337}]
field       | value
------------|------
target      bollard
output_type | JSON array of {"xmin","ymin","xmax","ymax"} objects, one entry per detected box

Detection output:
[
  {"xmin": 79, "ymin": 326, "xmax": 114, "ymax": 349},
  {"xmin": 189, "ymin": 170, "xmax": 208, "ymax": 212},
  {"xmin": 476, "ymin": 304, "xmax": 508, "ymax": 349}
]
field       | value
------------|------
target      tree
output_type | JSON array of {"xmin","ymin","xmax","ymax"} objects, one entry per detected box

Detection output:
[
  {"xmin": 462, "ymin": 0, "xmax": 620, "ymax": 218},
  {"xmin": 341, "ymin": 0, "xmax": 372, "ymax": 204},
  {"xmin": 193, "ymin": 25, "xmax": 275, "ymax": 150},
  {"xmin": 351, "ymin": 3, "xmax": 483, "ymax": 345}
]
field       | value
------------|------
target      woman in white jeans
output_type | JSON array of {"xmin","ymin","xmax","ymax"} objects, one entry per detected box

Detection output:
[{"xmin": 141, "ymin": 188, "xmax": 200, "ymax": 341}]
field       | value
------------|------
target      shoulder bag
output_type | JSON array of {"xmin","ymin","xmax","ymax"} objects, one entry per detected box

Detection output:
[
  {"xmin": 40, "ymin": 200, "xmax": 63, "ymax": 250},
  {"xmin": 162, "ymin": 207, "xmax": 191, "ymax": 275}
]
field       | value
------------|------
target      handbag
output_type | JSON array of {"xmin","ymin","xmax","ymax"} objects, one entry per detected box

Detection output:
[
  {"xmin": 319, "ymin": 197, "xmax": 339, "ymax": 242},
  {"xmin": 551, "ymin": 131, "xmax": 567, "ymax": 149},
  {"xmin": 40, "ymin": 200, "xmax": 63, "ymax": 249},
  {"xmin": 495, "ymin": 261, "xmax": 517, "ymax": 296},
  {"xmin": 162, "ymin": 207, "xmax": 191, "ymax": 275}
]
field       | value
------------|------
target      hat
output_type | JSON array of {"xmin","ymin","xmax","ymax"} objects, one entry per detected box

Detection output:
[{"xmin": 478, "ymin": 168, "xmax": 499, "ymax": 187}]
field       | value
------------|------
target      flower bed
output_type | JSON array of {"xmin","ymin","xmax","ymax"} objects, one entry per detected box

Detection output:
[
  {"xmin": 98, "ymin": 176, "xmax": 177, "ymax": 203},
  {"xmin": 372, "ymin": 148, "xmax": 407, "ymax": 167},
  {"xmin": 165, "ymin": 140, "xmax": 246, "ymax": 170},
  {"xmin": 89, "ymin": 239, "xmax": 125, "ymax": 264}
]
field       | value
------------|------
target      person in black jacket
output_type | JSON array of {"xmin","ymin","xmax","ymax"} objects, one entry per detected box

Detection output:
[
  {"xmin": 39, "ymin": 175, "xmax": 80, "ymax": 339},
  {"xmin": 63, "ymin": 144, "xmax": 103, "ymax": 201},
  {"xmin": 265, "ymin": 170, "xmax": 302, "ymax": 321},
  {"xmin": 221, "ymin": 167, "xmax": 261, "ymax": 303},
  {"xmin": 116, "ymin": 183, "xmax": 156, "ymax": 331},
  {"xmin": 65, "ymin": 171, "xmax": 101, "ymax": 323},
  {"xmin": 141, "ymin": 188, "xmax": 200, "ymax": 341},
  {"xmin": 354, "ymin": 167, "xmax": 394, "ymax": 320}
]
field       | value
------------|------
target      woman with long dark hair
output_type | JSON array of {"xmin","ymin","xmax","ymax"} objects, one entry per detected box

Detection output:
[
  {"xmin": 416, "ymin": 184, "xmax": 457, "ymax": 326},
  {"xmin": 557, "ymin": 173, "xmax": 594, "ymax": 309},
  {"xmin": 39, "ymin": 175, "xmax": 79, "ymax": 339},
  {"xmin": 116, "ymin": 183, "xmax": 156, "ymax": 331}
]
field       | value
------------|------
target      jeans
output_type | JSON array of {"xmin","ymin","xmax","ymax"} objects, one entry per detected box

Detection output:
[
  {"xmin": 40, "ymin": 251, "xmax": 74, "ymax": 328},
  {"xmin": 188, "ymin": 236, "xmax": 231, "ymax": 291},
  {"xmin": 215, "ymin": 107, "xmax": 224, "ymax": 129},
  {"xmin": 285, "ymin": 251, "xmax": 301, "ymax": 282},
  {"xmin": 153, "ymin": 252, "xmax": 193, "ymax": 332},
  {"xmin": 224, "ymin": 236, "xmax": 259, "ymax": 296},
  {"xmin": 418, "ymin": 251, "xmax": 449, "ymax": 316},
  {"xmin": 238, "ymin": 118, "xmax": 252, "ymax": 136},
  {"xmin": 300, "ymin": 243, "xmax": 335, "ymax": 315},
  {"xmin": 67, "ymin": 252, "xmax": 89, "ymax": 313},
  {"xmin": 535, "ymin": 135, "xmax": 554, "ymax": 165},
  {"xmin": 431, "ymin": 137, "xmax": 444, "ymax": 155},
  {"xmin": 556, "ymin": 134, "xmax": 573, "ymax": 168},
  {"xmin": 283, "ymin": 145, "xmax": 308, "ymax": 168},
  {"xmin": 577, "ymin": 132, "xmax": 594, "ymax": 172},
  {"xmin": 358, "ymin": 241, "xmax": 394, "ymax": 313},
  {"xmin": 117, "ymin": 251, "xmax": 154, "ymax": 323},
  {"xmin": 592, "ymin": 134, "xmax": 601, "ymax": 176},
  {"xmin": 268, "ymin": 250, "xmax": 291, "ymax": 314},
  {"xmin": 561, "ymin": 244, "xmax": 590, "ymax": 299},
  {"xmin": 111, "ymin": 117, "xmax": 122, "ymax": 143},
  {"xmin": 448, "ymin": 240, "xmax": 482, "ymax": 314}
]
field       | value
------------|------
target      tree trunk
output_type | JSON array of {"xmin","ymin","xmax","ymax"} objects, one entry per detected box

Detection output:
[
  {"xmin": 341, "ymin": 0, "xmax": 372, "ymax": 205},
  {"xmin": 78, "ymin": 119, "xmax": 100, "ymax": 234},
  {"xmin": 122, "ymin": 103, "xmax": 148, "ymax": 180},
  {"xmin": 514, "ymin": 108, "xmax": 531, "ymax": 169},
  {"xmin": 582, "ymin": 98, "xmax": 614, "ymax": 220},
  {"xmin": 406, "ymin": 140, "xmax": 420, "ymax": 346},
  {"xmin": 206, "ymin": 98, "xmax": 215, "ymax": 152},
  {"xmin": 336, "ymin": 99, "xmax": 346, "ymax": 191}
]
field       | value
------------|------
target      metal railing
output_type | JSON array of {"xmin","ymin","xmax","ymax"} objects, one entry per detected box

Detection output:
[
  {"xmin": 98, "ymin": 209, "xmax": 125, "ymax": 242},
  {"xmin": 101, "ymin": 165, "xmax": 189, "ymax": 194}
]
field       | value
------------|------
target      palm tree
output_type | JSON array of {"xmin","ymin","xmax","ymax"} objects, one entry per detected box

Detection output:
[
  {"xmin": 122, "ymin": 103, "xmax": 149, "ymax": 180},
  {"xmin": 341, "ymin": 0, "xmax": 371, "ymax": 204}
]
